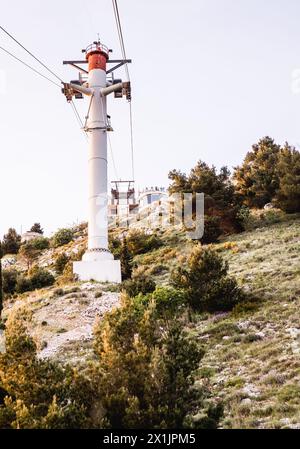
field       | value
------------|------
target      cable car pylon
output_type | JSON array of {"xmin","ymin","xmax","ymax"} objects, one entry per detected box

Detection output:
[{"xmin": 62, "ymin": 39, "xmax": 132, "ymax": 283}]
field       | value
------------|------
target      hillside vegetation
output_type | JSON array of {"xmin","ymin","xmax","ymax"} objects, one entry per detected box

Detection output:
[
  {"xmin": 0, "ymin": 137, "xmax": 299, "ymax": 428},
  {"xmin": 0, "ymin": 212, "xmax": 299, "ymax": 428}
]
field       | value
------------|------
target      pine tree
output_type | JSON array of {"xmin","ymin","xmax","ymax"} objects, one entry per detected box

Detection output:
[
  {"xmin": 169, "ymin": 161, "xmax": 236, "ymax": 209},
  {"xmin": 171, "ymin": 246, "xmax": 245, "ymax": 312},
  {"xmin": 233, "ymin": 136, "xmax": 280, "ymax": 208},
  {"xmin": 30, "ymin": 223, "xmax": 44, "ymax": 234},
  {"xmin": 274, "ymin": 144, "xmax": 300, "ymax": 213},
  {"xmin": 2, "ymin": 228, "xmax": 21, "ymax": 256},
  {"xmin": 19, "ymin": 242, "xmax": 41, "ymax": 270}
]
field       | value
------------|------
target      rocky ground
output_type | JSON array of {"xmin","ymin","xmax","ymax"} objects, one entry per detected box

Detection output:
[{"xmin": 1, "ymin": 282, "xmax": 120, "ymax": 365}]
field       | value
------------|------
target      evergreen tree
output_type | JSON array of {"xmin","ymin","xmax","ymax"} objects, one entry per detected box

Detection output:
[
  {"xmin": 2, "ymin": 228, "xmax": 21, "ymax": 256},
  {"xmin": 30, "ymin": 223, "xmax": 43, "ymax": 235},
  {"xmin": 168, "ymin": 161, "xmax": 242, "ymax": 233},
  {"xmin": 233, "ymin": 136, "xmax": 280, "ymax": 208},
  {"xmin": 274, "ymin": 144, "xmax": 300, "ymax": 213},
  {"xmin": 169, "ymin": 161, "xmax": 237, "ymax": 210},
  {"xmin": 92, "ymin": 292, "xmax": 219, "ymax": 429},
  {"xmin": 120, "ymin": 237, "xmax": 133, "ymax": 280},
  {"xmin": 19, "ymin": 242, "xmax": 41, "ymax": 269},
  {"xmin": 171, "ymin": 246, "xmax": 245, "ymax": 312}
]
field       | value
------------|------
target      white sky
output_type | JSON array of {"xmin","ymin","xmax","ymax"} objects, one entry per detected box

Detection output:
[{"xmin": 1, "ymin": 0, "xmax": 300, "ymax": 238}]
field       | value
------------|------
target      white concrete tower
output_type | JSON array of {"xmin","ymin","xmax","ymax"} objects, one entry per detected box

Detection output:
[{"xmin": 63, "ymin": 41, "xmax": 131, "ymax": 283}]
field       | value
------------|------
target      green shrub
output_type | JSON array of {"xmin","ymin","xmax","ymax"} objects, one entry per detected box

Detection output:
[
  {"xmin": 29, "ymin": 267, "xmax": 55, "ymax": 290},
  {"xmin": 54, "ymin": 253, "xmax": 69, "ymax": 274},
  {"xmin": 15, "ymin": 276, "xmax": 32, "ymax": 294},
  {"xmin": 109, "ymin": 237, "xmax": 122, "ymax": 258},
  {"xmin": 30, "ymin": 237, "xmax": 50, "ymax": 251},
  {"xmin": 2, "ymin": 270, "xmax": 18, "ymax": 295},
  {"xmin": 236, "ymin": 206, "xmax": 251, "ymax": 229},
  {"xmin": 171, "ymin": 246, "xmax": 245, "ymax": 312},
  {"xmin": 122, "ymin": 275, "xmax": 156, "ymax": 297},
  {"xmin": 147, "ymin": 287, "xmax": 186, "ymax": 319},
  {"xmin": 15, "ymin": 268, "xmax": 55, "ymax": 294},
  {"xmin": 127, "ymin": 230, "xmax": 163, "ymax": 256},
  {"xmin": 92, "ymin": 293, "xmax": 217, "ymax": 429},
  {"xmin": 51, "ymin": 229, "xmax": 73, "ymax": 248},
  {"xmin": 58, "ymin": 261, "xmax": 75, "ymax": 284}
]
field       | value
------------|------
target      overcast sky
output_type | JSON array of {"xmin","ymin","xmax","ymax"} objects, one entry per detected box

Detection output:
[{"xmin": 1, "ymin": 0, "xmax": 300, "ymax": 238}]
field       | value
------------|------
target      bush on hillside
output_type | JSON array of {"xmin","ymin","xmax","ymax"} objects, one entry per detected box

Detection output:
[
  {"xmin": 122, "ymin": 274, "xmax": 156, "ymax": 297},
  {"xmin": 126, "ymin": 230, "xmax": 163, "ymax": 256},
  {"xmin": 29, "ymin": 267, "xmax": 55, "ymax": 290},
  {"xmin": 15, "ymin": 276, "xmax": 33, "ymax": 294},
  {"xmin": 171, "ymin": 246, "xmax": 245, "ymax": 312},
  {"xmin": 109, "ymin": 237, "xmax": 122, "ymax": 258},
  {"xmin": 0, "ymin": 289, "xmax": 223, "ymax": 429},
  {"xmin": 92, "ymin": 292, "xmax": 220, "ymax": 429},
  {"xmin": 30, "ymin": 237, "xmax": 50, "ymax": 251},
  {"xmin": 54, "ymin": 253, "xmax": 69, "ymax": 275},
  {"xmin": 58, "ymin": 261, "xmax": 75, "ymax": 285},
  {"xmin": 51, "ymin": 229, "xmax": 73, "ymax": 248},
  {"xmin": 15, "ymin": 268, "xmax": 55, "ymax": 294},
  {"xmin": 2, "ymin": 270, "xmax": 18, "ymax": 295}
]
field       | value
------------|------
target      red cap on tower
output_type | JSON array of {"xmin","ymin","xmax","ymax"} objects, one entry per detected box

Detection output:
[{"xmin": 84, "ymin": 41, "xmax": 109, "ymax": 72}]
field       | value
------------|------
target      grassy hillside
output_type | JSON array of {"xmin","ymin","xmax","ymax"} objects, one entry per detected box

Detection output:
[
  {"xmin": 1, "ymin": 213, "xmax": 299, "ymax": 428},
  {"xmin": 132, "ymin": 214, "xmax": 300, "ymax": 428}
]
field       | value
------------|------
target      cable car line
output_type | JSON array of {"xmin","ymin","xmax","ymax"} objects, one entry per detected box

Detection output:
[
  {"xmin": 0, "ymin": 45, "xmax": 61, "ymax": 88},
  {"xmin": 0, "ymin": 24, "xmax": 63, "ymax": 83},
  {"xmin": 0, "ymin": 25, "xmax": 87, "ymax": 136},
  {"xmin": 112, "ymin": 0, "xmax": 135, "ymax": 182},
  {"xmin": 112, "ymin": 0, "xmax": 130, "ymax": 82}
]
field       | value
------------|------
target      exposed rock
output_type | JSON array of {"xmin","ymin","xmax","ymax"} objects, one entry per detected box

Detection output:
[{"xmin": 264, "ymin": 203, "xmax": 274, "ymax": 210}]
